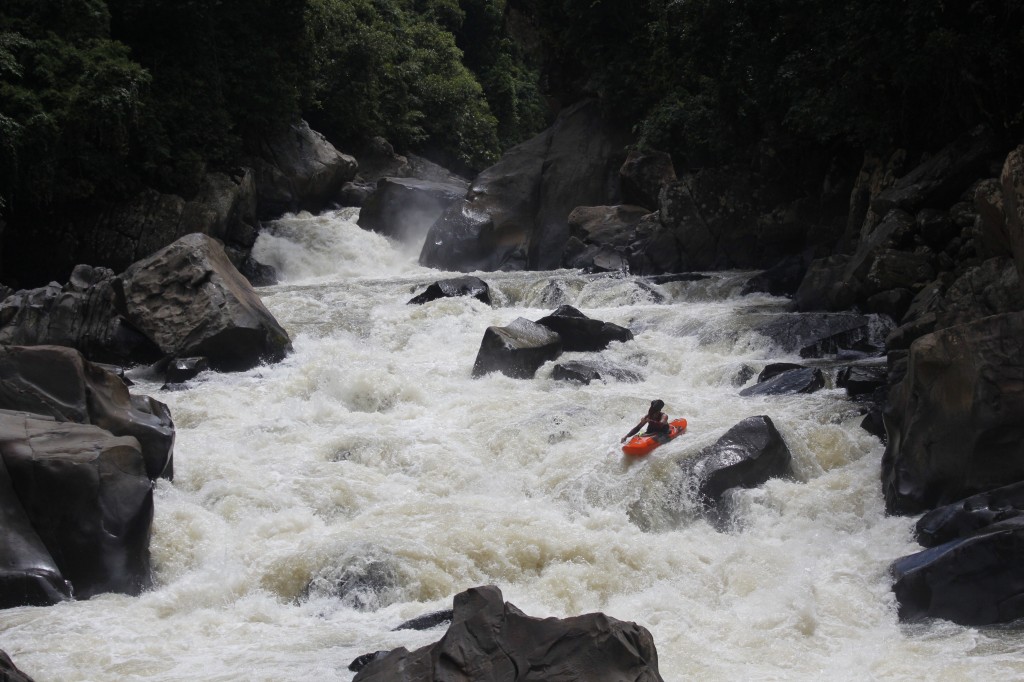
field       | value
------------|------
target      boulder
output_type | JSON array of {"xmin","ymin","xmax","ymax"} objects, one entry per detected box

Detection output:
[
  {"xmin": 891, "ymin": 516, "xmax": 1024, "ymax": 625},
  {"xmin": 352, "ymin": 585, "xmax": 664, "ymax": 682},
  {"xmin": 251, "ymin": 120, "xmax": 358, "ymax": 219},
  {"xmin": 420, "ymin": 99, "xmax": 631, "ymax": 272},
  {"xmin": 836, "ymin": 364, "xmax": 888, "ymax": 397},
  {"xmin": 0, "ymin": 345, "xmax": 174, "ymax": 480},
  {"xmin": 739, "ymin": 368, "xmax": 825, "ymax": 396},
  {"xmin": 741, "ymin": 254, "xmax": 811, "ymax": 297},
  {"xmin": 757, "ymin": 362, "xmax": 804, "ymax": 382},
  {"xmin": 685, "ymin": 416, "xmax": 793, "ymax": 509},
  {"xmin": 535, "ymin": 305, "xmax": 633, "ymax": 352},
  {"xmin": 915, "ymin": 481, "xmax": 1024, "ymax": 548},
  {"xmin": 357, "ymin": 178, "xmax": 466, "ymax": 245},
  {"xmin": 408, "ymin": 276, "xmax": 491, "ymax": 305},
  {"xmin": 394, "ymin": 609, "xmax": 454, "ymax": 631},
  {"xmin": 619, "ymin": 150, "xmax": 676, "ymax": 210},
  {"xmin": 0, "ymin": 410, "xmax": 154, "ymax": 599},
  {"xmin": 472, "ymin": 318, "xmax": 562, "ymax": 379},
  {"xmin": 0, "ymin": 265, "xmax": 161, "ymax": 366},
  {"xmin": 118, "ymin": 233, "xmax": 292, "ymax": 372},
  {"xmin": 0, "ymin": 452, "xmax": 72, "ymax": 608},
  {"xmin": 881, "ymin": 312, "xmax": 1024, "ymax": 515}
]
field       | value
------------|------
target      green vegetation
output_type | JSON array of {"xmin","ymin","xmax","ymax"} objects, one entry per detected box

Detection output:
[{"xmin": 1, "ymin": 0, "xmax": 1021, "ymax": 224}]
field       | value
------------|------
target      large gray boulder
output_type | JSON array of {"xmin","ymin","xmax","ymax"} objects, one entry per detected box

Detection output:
[
  {"xmin": 0, "ymin": 345, "xmax": 174, "ymax": 480},
  {"xmin": 0, "ymin": 410, "xmax": 154, "ymax": 600},
  {"xmin": 251, "ymin": 120, "xmax": 358, "ymax": 219},
  {"xmin": 119, "ymin": 234, "xmax": 292, "ymax": 371},
  {"xmin": 420, "ymin": 99, "xmax": 630, "ymax": 272},
  {"xmin": 353, "ymin": 585, "xmax": 664, "ymax": 682},
  {"xmin": 472, "ymin": 318, "xmax": 562, "ymax": 379},
  {"xmin": 882, "ymin": 312, "xmax": 1024, "ymax": 515}
]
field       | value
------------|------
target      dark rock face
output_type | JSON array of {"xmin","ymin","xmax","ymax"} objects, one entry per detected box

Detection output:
[
  {"xmin": 891, "ymin": 516, "xmax": 1024, "ymax": 625},
  {"xmin": 0, "ymin": 451, "xmax": 72, "ymax": 608},
  {"xmin": 739, "ymin": 368, "xmax": 825, "ymax": 396},
  {"xmin": 535, "ymin": 305, "xmax": 633, "ymax": 352},
  {"xmin": 1001, "ymin": 144, "xmax": 1024, "ymax": 292},
  {"xmin": 0, "ymin": 345, "xmax": 174, "ymax": 480},
  {"xmin": 119, "ymin": 233, "xmax": 292, "ymax": 371},
  {"xmin": 357, "ymin": 178, "xmax": 466, "ymax": 245},
  {"xmin": 250, "ymin": 120, "xmax": 358, "ymax": 219},
  {"xmin": 0, "ymin": 410, "xmax": 154, "ymax": 600},
  {"xmin": 836, "ymin": 364, "xmax": 888, "ymax": 397},
  {"xmin": 420, "ymin": 99, "xmax": 631, "ymax": 272},
  {"xmin": 882, "ymin": 312, "xmax": 1024, "ymax": 515},
  {"xmin": 686, "ymin": 416, "xmax": 793, "ymax": 509},
  {"xmin": 742, "ymin": 254, "xmax": 811, "ymax": 297},
  {"xmin": 472, "ymin": 318, "xmax": 562, "ymax": 379},
  {"xmin": 562, "ymin": 205, "xmax": 651, "ymax": 272},
  {"xmin": 353, "ymin": 585, "xmax": 664, "ymax": 682},
  {"xmin": 915, "ymin": 481, "xmax": 1024, "ymax": 548},
  {"xmin": 408, "ymin": 276, "xmax": 491, "ymax": 305},
  {"xmin": 0, "ymin": 265, "xmax": 161, "ymax": 366}
]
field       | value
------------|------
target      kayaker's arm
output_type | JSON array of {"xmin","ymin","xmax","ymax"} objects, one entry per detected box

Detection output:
[{"xmin": 621, "ymin": 418, "xmax": 649, "ymax": 442}]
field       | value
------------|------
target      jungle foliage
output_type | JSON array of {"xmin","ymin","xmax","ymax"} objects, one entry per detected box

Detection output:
[{"xmin": 1, "ymin": 0, "xmax": 1022, "ymax": 221}]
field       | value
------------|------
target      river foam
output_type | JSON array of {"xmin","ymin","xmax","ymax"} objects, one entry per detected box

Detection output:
[{"xmin": 3, "ymin": 210, "xmax": 1022, "ymax": 681}]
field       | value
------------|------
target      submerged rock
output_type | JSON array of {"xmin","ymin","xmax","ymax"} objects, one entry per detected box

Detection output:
[
  {"xmin": 408, "ymin": 276, "xmax": 491, "ymax": 305},
  {"xmin": 739, "ymin": 368, "xmax": 825, "ymax": 396}
]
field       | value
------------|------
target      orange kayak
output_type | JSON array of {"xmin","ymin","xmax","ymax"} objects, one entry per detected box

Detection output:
[{"xmin": 622, "ymin": 418, "xmax": 688, "ymax": 457}]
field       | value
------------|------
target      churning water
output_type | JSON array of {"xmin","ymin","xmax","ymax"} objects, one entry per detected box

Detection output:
[{"xmin": 2, "ymin": 209, "xmax": 1023, "ymax": 681}]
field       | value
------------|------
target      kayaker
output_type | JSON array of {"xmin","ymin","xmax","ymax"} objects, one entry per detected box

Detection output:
[{"xmin": 621, "ymin": 399, "xmax": 670, "ymax": 442}]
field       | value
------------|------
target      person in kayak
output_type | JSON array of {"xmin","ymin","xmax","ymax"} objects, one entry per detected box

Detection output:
[{"xmin": 621, "ymin": 399, "xmax": 670, "ymax": 442}]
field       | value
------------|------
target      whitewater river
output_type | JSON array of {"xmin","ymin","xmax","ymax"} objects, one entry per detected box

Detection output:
[{"xmin": 2, "ymin": 209, "xmax": 1023, "ymax": 680}]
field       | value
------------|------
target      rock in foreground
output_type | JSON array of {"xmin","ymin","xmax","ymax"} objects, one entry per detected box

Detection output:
[{"xmin": 353, "ymin": 585, "xmax": 664, "ymax": 681}]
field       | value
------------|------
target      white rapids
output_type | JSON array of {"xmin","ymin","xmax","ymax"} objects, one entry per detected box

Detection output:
[{"xmin": 2, "ymin": 208, "xmax": 1023, "ymax": 681}]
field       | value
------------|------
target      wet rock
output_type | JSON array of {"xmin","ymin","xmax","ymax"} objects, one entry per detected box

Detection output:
[
  {"xmin": 552, "ymin": 361, "xmax": 642, "ymax": 384},
  {"xmin": 891, "ymin": 516, "xmax": 1024, "ymax": 625},
  {"xmin": 836, "ymin": 364, "xmax": 888, "ymax": 397},
  {"xmin": 164, "ymin": 356, "xmax": 210, "ymax": 385},
  {"xmin": 408, "ymin": 276, "xmax": 491, "ymax": 305},
  {"xmin": 394, "ymin": 609, "xmax": 454, "ymax": 631},
  {"xmin": 739, "ymin": 368, "xmax": 825, "ymax": 396},
  {"xmin": 535, "ymin": 305, "xmax": 633, "ymax": 352},
  {"xmin": 119, "ymin": 233, "xmax": 292, "ymax": 372},
  {"xmin": 348, "ymin": 651, "xmax": 390, "ymax": 673},
  {"xmin": 357, "ymin": 178, "xmax": 466, "ymax": 245},
  {"xmin": 352, "ymin": 585, "xmax": 664, "ymax": 682},
  {"xmin": 0, "ymin": 345, "xmax": 174, "ymax": 480},
  {"xmin": 1000, "ymin": 144, "xmax": 1024, "ymax": 293},
  {"xmin": 741, "ymin": 254, "xmax": 810, "ymax": 297},
  {"xmin": 685, "ymin": 416, "xmax": 793, "ymax": 509},
  {"xmin": 0, "ymin": 650, "xmax": 36, "ymax": 682},
  {"xmin": 915, "ymin": 481, "xmax": 1024, "ymax": 548},
  {"xmin": 882, "ymin": 312, "xmax": 1024, "ymax": 515},
  {"xmin": 0, "ymin": 410, "xmax": 154, "ymax": 600},
  {"xmin": 757, "ymin": 362, "xmax": 804, "ymax": 382},
  {"xmin": 472, "ymin": 318, "xmax": 562, "ymax": 379},
  {"xmin": 0, "ymin": 451, "xmax": 72, "ymax": 608}
]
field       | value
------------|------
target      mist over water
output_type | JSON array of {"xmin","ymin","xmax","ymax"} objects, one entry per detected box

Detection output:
[{"xmin": 3, "ymin": 209, "xmax": 1023, "ymax": 681}]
